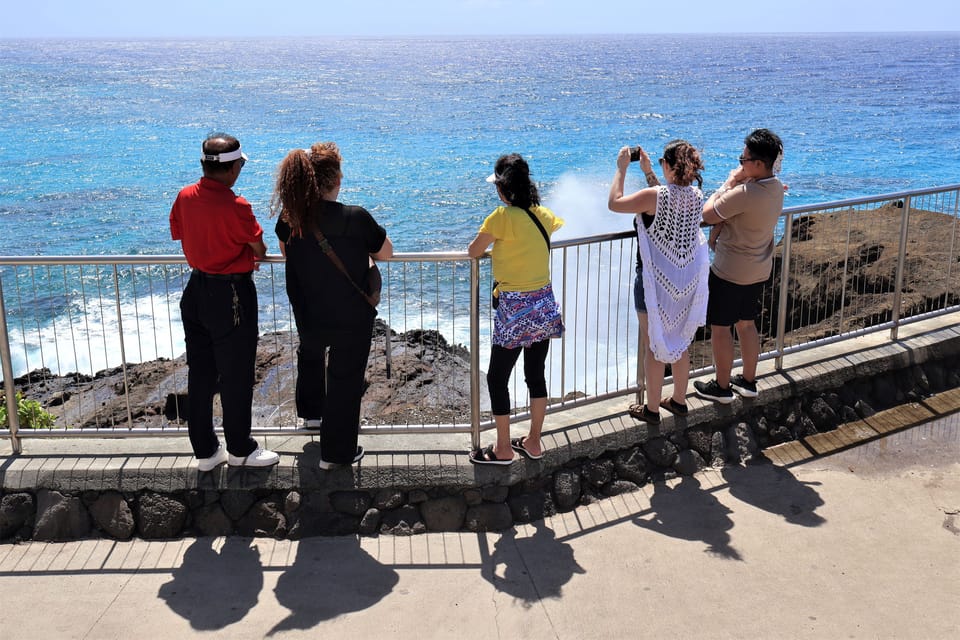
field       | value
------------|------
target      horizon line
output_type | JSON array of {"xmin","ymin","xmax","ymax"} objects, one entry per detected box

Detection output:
[{"xmin": 1, "ymin": 30, "xmax": 958, "ymax": 41}]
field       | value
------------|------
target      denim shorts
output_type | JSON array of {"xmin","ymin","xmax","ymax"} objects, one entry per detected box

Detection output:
[{"xmin": 633, "ymin": 269, "xmax": 647, "ymax": 313}]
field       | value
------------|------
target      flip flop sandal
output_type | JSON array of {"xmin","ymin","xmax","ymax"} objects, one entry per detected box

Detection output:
[
  {"xmin": 469, "ymin": 444, "xmax": 513, "ymax": 466},
  {"xmin": 510, "ymin": 437, "xmax": 544, "ymax": 460},
  {"xmin": 659, "ymin": 398, "xmax": 689, "ymax": 416},
  {"xmin": 628, "ymin": 403, "xmax": 661, "ymax": 425}
]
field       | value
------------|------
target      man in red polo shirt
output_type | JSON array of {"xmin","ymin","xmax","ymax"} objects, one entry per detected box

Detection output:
[{"xmin": 170, "ymin": 133, "xmax": 279, "ymax": 470}]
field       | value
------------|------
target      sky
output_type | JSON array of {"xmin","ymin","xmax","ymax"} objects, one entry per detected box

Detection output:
[{"xmin": 2, "ymin": 0, "xmax": 959, "ymax": 38}]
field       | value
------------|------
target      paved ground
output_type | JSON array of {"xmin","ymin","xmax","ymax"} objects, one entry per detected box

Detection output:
[{"xmin": 0, "ymin": 411, "xmax": 956, "ymax": 640}]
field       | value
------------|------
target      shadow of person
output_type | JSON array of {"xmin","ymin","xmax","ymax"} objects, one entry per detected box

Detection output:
[
  {"xmin": 721, "ymin": 457, "xmax": 826, "ymax": 527},
  {"xmin": 480, "ymin": 520, "xmax": 586, "ymax": 607},
  {"xmin": 157, "ymin": 537, "xmax": 263, "ymax": 631},
  {"xmin": 267, "ymin": 536, "xmax": 398, "ymax": 636},
  {"xmin": 633, "ymin": 476, "xmax": 743, "ymax": 560}
]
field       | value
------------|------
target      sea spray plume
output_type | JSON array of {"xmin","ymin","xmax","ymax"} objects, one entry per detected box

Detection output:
[
  {"xmin": 541, "ymin": 173, "xmax": 642, "ymax": 398},
  {"xmin": 546, "ymin": 173, "xmax": 633, "ymax": 242}
]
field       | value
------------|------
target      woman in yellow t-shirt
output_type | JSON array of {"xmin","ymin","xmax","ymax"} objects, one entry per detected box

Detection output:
[{"xmin": 467, "ymin": 154, "xmax": 564, "ymax": 465}]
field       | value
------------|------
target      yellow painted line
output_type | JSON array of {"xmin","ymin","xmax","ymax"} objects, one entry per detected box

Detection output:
[
  {"xmin": 804, "ymin": 420, "xmax": 876, "ymax": 455},
  {"xmin": 862, "ymin": 403, "xmax": 935, "ymax": 434},
  {"xmin": 768, "ymin": 388, "xmax": 957, "ymax": 465},
  {"xmin": 922, "ymin": 387, "xmax": 960, "ymax": 414},
  {"xmin": 767, "ymin": 440, "xmax": 815, "ymax": 466}
]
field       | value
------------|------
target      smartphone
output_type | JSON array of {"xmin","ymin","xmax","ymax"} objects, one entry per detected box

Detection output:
[{"xmin": 629, "ymin": 146, "xmax": 642, "ymax": 162}]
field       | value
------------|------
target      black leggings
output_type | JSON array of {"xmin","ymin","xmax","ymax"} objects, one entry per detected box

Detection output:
[{"xmin": 486, "ymin": 340, "xmax": 550, "ymax": 416}]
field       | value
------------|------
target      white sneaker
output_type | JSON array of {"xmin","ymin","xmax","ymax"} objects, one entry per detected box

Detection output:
[
  {"xmin": 228, "ymin": 448, "xmax": 280, "ymax": 468},
  {"xmin": 318, "ymin": 446, "xmax": 364, "ymax": 470},
  {"xmin": 196, "ymin": 445, "xmax": 228, "ymax": 472}
]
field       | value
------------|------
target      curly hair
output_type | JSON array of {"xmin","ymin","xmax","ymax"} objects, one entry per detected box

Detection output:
[
  {"xmin": 661, "ymin": 140, "xmax": 704, "ymax": 188},
  {"xmin": 270, "ymin": 142, "xmax": 342, "ymax": 237},
  {"xmin": 490, "ymin": 153, "xmax": 540, "ymax": 210}
]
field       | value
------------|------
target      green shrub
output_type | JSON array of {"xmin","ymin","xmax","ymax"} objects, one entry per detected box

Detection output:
[{"xmin": 0, "ymin": 392, "xmax": 57, "ymax": 429}]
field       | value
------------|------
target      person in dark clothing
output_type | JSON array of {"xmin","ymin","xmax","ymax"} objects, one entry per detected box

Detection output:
[
  {"xmin": 170, "ymin": 132, "xmax": 279, "ymax": 470},
  {"xmin": 273, "ymin": 142, "xmax": 393, "ymax": 469}
]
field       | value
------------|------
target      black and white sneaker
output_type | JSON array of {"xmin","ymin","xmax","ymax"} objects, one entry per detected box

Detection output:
[
  {"xmin": 318, "ymin": 446, "xmax": 365, "ymax": 470},
  {"xmin": 730, "ymin": 374, "xmax": 758, "ymax": 398},
  {"xmin": 694, "ymin": 379, "xmax": 735, "ymax": 404}
]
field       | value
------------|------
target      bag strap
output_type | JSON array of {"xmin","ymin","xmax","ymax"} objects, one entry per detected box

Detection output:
[
  {"xmin": 312, "ymin": 228, "xmax": 378, "ymax": 308},
  {"xmin": 523, "ymin": 207, "xmax": 551, "ymax": 250}
]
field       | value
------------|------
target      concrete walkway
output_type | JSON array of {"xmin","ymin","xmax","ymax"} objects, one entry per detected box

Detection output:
[{"xmin": 0, "ymin": 412, "xmax": 957, "ymax": 640}]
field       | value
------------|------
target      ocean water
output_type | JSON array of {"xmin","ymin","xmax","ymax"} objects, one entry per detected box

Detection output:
[
  {"xmin": 0, "ymin": 33, "xmax": 958, "ymax": 378},
  {"xmin": 1, "ymin": 33, "xmax": 958, "ymax": 256}
]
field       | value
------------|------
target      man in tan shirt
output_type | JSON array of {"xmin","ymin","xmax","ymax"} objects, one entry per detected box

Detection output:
[{"xmin": 695, "ymin": 129, "xmax": 784, "ymax": 403}]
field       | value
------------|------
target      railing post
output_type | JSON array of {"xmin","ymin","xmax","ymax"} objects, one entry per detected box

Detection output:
[
  {"xmin": 0, "ymin": 278, "xmax": 22, "ymax": 454},
  {"xmin": 636, "ymin": 320, "xmax": 644, "ymax": 408},
  {"xmin": 469, "ymin": 257, "xmax": 481, "ymax": 450},
  {"xmin": 890, "ymin": 196, "xmax": 912, "ymax": 341},
  {"xmin": 560, "ymin": 247, "xmax": 567, "ymax": 401},
  {"xmin": 112, "ymin": 265, "xmax": 134, "ymax": 428},
  {"xmin": 775, "ymin": 211, "xmax": 794, "ymax": 369},
  {"xmin": 383, "ymin": 262, "xmax": 392, "ymax": 379}
]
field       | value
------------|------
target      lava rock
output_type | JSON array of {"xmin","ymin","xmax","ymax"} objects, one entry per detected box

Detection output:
[{"xmin": 89, "ymin": 491, "xmax": 135, "ymax": 540}]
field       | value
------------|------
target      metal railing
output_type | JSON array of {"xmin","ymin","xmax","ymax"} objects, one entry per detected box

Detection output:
[{"xmin": 2, "ymin": 185, "xmax": 958, "ymax": 454}]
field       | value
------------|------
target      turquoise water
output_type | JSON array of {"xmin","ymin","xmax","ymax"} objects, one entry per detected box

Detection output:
[
  {"xmin": 1, "ymin": 33, "xmax": 958, "ymax": 256},
  {"xmin": 0, "ymin": 33, "xmax": 958, "ymax": 377}
]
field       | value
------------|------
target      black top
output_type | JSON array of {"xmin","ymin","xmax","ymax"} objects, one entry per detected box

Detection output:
[
  {"xmin": 633, "ymin": 212, "xmax": 654, "ymax": 272},
  {"xmin": 276, "ymin": 201, "xmax": 387, "ymax": 332}
]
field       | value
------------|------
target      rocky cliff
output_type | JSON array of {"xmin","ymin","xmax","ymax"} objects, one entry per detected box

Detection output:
[
  {"xmin": 688, "ymin": 202, "xmax": 959, "ymax": 364},
  {"xmin": 7, "ymin": 322, "xmax": 478, "ymax": 430}
]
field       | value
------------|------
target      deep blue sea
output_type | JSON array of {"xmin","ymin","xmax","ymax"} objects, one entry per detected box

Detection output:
[
  {"xmin": 1, "ymin": 33, "xmax": 958, "ymax": 255},
  {"xmin": 0, "ymin": 33, "xmax": 958, "ymax": 378}
]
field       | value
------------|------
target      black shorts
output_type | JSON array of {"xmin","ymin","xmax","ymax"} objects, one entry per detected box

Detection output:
[{"xmin": 706, "ymin": 270, "xmax": 765, "ymax": 326}]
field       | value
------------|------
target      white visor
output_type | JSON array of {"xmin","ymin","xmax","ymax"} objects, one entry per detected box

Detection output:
[
  {"xmin": 485, "ymin": 172, "xmax": 498, "ymax": 183},
  {"xmin": 201, "ymin": 147, "xmax": 248, "ymax": 163}
]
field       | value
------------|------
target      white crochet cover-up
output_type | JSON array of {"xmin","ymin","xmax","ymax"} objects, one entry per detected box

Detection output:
[{"xmin": 636, "ymin": 184, "xmax": 710, "ymax": 363}]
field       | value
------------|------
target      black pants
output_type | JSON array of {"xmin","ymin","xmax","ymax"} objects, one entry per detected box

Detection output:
[
  {"xmin": 486, "ymin": 340, "xmax": 550, "ymax": 416},
  {"xmin": 296, "ymin": 323, "xmax": 373, "ymax": 463},
  {"xmin": 180, "ymin": 271, "xmax": 259, "ymax": 459}
]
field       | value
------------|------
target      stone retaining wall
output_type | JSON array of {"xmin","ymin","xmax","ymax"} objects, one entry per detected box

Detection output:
[{"xmin": 3, "ymin": 354, "xmax": 957, "ymax": 543}]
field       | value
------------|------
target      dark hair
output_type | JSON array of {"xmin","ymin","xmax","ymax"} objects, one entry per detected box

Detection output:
[
  {"xmin": 270, "ymin": 142, "xmax": 342, "ymax": 238},
  {"xmin": 201, "ymin": 133, "xmax": 242, "ymax": 174},
  {"xmin": 744, "ymin": 128, "xmax": 783, "ymax": 170},
  {"xmin": 661, "ymin": 140, "xmax": 704, "ymax": 188},
  {"xmin": 491, "ymin": 153, "xmax": 540, "ymax": 209}
]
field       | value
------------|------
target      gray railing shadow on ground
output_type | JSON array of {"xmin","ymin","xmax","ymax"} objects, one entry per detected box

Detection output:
[
  {"xmin": 157, "ymin": 537, "xmax": 263, "ymax": 631},
  {"xmin": 478, "ymin": 520, "xmax": 585, "ymax": 606},
  {"xmin": 632, "ymin": 476, "xmax": 743, "ymax": 560}
]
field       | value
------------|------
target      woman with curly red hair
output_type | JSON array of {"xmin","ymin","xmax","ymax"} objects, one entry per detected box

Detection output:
[{"xmin": 273, "ymin": 142, "xmax": 393, "ymax": 469}]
